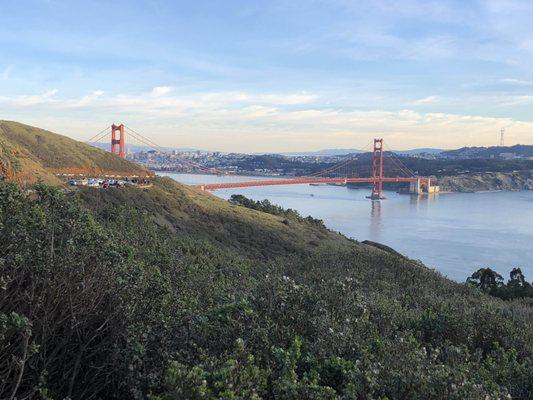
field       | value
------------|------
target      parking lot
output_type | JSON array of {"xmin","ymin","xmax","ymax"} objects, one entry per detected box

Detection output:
[{"xmin": 65, "ymin": 177, "xmax": 151, "ymax": 189}]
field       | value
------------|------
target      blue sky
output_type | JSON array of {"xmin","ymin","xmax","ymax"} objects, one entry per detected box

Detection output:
[{"xmin": 1, "ymin": 0, "xmax": 533, "ymax": 151}]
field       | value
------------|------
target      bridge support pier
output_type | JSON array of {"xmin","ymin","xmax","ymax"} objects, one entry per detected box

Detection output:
[
  {"xmin": 409, "ymin": 178, "xmax": 423, "ymax": 194},
  {"xmin": 409, "ymin": 178, "xmax": 439, "ymax": 195}
]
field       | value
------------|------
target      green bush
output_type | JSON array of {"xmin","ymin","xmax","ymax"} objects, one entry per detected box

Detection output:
[
  {"xmin": 1, "ymin": 182, "xmax": 531, "ymax": 399},
  {"xmin": 229, "ymin": 194, "xmax": 325, "ymax": 228}
]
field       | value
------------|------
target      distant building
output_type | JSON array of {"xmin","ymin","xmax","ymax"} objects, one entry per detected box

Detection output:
[{"xmin": 499, "ymin": 152, "xmax": 517, "ymax": 160}]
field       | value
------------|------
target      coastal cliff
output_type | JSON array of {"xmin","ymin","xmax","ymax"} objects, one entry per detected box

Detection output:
[{"xmin": 439, "ymin": 170, "xmax": 533, "ymax": 192}]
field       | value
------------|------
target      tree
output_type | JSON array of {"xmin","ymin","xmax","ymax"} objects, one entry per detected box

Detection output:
[
  {"xmin": 466, "ymin": 268, "xmax": 503, "ymax": 291},
  {"xmin": 467, "ymin": 267, "xmax": 532, "ymax": 300},
  {"xmin": 508, "ymin": 267, "xmax": 526, "ymax": 287}
]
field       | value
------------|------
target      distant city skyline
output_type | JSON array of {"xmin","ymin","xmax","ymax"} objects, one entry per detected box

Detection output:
[{"xmin": 1, "ymin": 0, "xmax": 533, "ymax": 152}]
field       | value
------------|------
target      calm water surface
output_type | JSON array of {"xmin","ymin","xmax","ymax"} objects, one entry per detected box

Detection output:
[{"xmin": 162, "ymin": 172, "xmax": 533, "ymax": 282}]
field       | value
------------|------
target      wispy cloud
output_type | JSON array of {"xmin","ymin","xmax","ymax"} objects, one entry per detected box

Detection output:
[
  {"xmin": 499, "ymin": 95, "xmax": 533, "ymax": 106},
  {"xmin": 411, "ymin": 96, "xmax": 439, "ymax": 105},
  {"xmin": 151, "ymin": 86, "xmax": 172, "ymax": 97},
  {"xmin": 3, "ymin": 87, "xmax": 531, "ymax": 151},
  {"xmin": 2, "ymin": 2, "xmax": 533, "ymax": 151},
  {"xmin": 0, "ymin": 87, "xmax": 318, "ymax": 111},
  {"xmin": 500, "ymin": 78, "xmax": 533, "ymax": 87},
  {"xmin": 62, "ymin": 90, "xmax": 105, "ymax": 108},
  {"xmin": 0, "ymin": 65, "xmax": 13, "ymax": 80},
  {"xmin": 1, "ymin": 89, "xmax": 59, "ymax": 106}
]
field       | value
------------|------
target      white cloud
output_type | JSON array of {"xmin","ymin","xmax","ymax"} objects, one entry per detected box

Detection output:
[
  {"xmin": 0, "ymin": 88, "xmax": 318, "ymax": 111},
  {"xmin": 411, "ymin": 96, "xmax": 439, "ymax": 105},
  {"xmin": 2, "ymin": 88, "xmax": 532, "ymax": 151},
  {"xmin": 499, "ymin": 95, "xmax": 533, "ymax": 106},
  {"xmin": 255, "ymin": 93, "xmax": 318, "ymax": 105},
  {"xmin": 500, "ymin": 78, "xmax": 533, "ymax": 87},
  {"xmin": 151, "ymin": 86, "xmax": 172, "ymax": 97},
  {"xmin": 1, "ymin": 89, "xmax": 59, "ymax": 106},
  {"xmin": 62, "ymin": 90, "xmax": 105, "ymax": 108},
  {"xmin": 0, "ymin": 65, "xmax": 12, "ymax": 80}
]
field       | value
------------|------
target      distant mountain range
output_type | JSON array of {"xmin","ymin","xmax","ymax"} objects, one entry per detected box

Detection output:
[
  {"xmin": 394, "ymin": 148, "xmax": 445, "ymax": 156},
  {"xmin": 440, "ymin": 145, "xmax": 533, "ymax": 159},
  {"xmin": 89, "ymin": 142, "xmax": 200, "ymax": 153},
  {"xmin": 90, "ymin": 143, "xmax": 441, "ymax": 157},
  {"xmin": 281, "ymin": 148, "xmax": 445, "ymax": 157},
  {"xmin": 89, "ymin": 142, "xmax": 532, "ymax": 159},
  {"xmin": 280, "ymin": 148, "xmax": 364, "ymax": 156}
]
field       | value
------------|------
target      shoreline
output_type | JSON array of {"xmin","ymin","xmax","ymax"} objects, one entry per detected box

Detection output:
[{"xmin": 160, "ymin": 171, "xmax": 532, "ymax": 194}]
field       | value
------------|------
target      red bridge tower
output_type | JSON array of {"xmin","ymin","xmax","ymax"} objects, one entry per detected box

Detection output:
[
  {"xmin": 369, "ymin": 138, "xmax": 384, "ymax": 200},
  {"xmin": 111, "ymin": 124, "xmax": 125, "ymax": 158}
]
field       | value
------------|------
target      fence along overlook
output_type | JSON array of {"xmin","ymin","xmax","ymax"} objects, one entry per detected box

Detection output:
[{"xmin": 87, "ymin": 125, "xmax": 438, "ymax": 200}]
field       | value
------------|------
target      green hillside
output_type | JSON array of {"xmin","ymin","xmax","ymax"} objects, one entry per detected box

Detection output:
[
  {"xmin": 1, "ymin": 124, "xmax": 532, "ymax": 399},
  {"xmin": 0, "ymin": 120, "xmax": 150, "ymax": 184}
]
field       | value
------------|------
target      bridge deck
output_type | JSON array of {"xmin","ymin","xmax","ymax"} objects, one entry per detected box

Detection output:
[{"xmin": 195, "ymin": 176, "xmax": 425, "ymax": 191}]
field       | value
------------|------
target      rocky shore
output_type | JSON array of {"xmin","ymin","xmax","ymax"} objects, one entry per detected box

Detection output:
[{"xmin": 439, "ymin": 170, "xmax": 533, "ymax": 192}]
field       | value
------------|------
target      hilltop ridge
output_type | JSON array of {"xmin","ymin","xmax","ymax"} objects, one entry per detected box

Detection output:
[
  {"xmin": 440, "ymin": 144, "xmax": 533, "ymax": 159},
  {"xmin": 0, "ymin": 120, "xmax": 151, "ymax": 184}
]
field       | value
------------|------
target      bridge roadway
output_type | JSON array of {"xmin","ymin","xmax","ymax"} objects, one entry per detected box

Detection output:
[{"xmin": 196, "ymin": 176, "xmax": 428, "ymax": 191}]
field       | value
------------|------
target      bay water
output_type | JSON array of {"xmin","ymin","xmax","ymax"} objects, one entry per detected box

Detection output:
[{"xmin": 162, "ymin": 172, "xmax": 533, "ymax": 282}]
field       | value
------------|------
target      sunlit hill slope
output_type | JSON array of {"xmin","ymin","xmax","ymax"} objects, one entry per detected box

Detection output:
[{"xmin": 0, "ymin": 120, "xmax": 151, "ymax": 184}]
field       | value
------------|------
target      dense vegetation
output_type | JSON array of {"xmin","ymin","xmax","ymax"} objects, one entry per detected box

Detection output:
[
  {"xmin": 393, "ymin": 157, "xmax": 533, "ymax": 178},
  {"xmin": 441, "ymin": 145, "xmax": 533, "ymax": 159},
  {"xmin": 209, "ymin": 151, "xmax": 533, "ymax": 180},
  {"xmin": 229, "ymin": 194, "xmax": 326, "ymax": 228},
  {"xmin": 2, "ymin": 181, "xmax": 532, "ymax": 399},
  {"xmin": 224, "ymin": 154, "xmax": 319, "ymax": 175},
  {"xmin": 467, "ymin": 267, "xmax": 533, "ymax": 300},
  {"xmin": 352, "ymin": 153, "xmax": 533, "ymax": 178}
]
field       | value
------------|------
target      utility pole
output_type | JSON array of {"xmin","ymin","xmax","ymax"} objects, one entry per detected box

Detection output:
[{"xmin": 500, "ymin": 128, "xmax": 505, "ymax": 147}]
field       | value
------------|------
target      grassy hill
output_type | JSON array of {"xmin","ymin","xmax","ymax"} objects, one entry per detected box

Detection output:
[
  {"xmin": 1, "ymin": 122, "xmax": 532, "ymax": 399},
  {"xmin": 0, "ymin": 120, "xmax": 150, "ymax": 184},
  {"xmin": 441, "ymin": 144, "xmax": 533, "ymax": 159}
]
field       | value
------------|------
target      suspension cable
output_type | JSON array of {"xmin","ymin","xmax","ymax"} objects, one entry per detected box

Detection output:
[
  {"xmin": 386, "ymin": 155, "xmax": 414, "ymax": 177},
  {"xmin": 85, "ymin": 126, "xmax": 111, "ymax": 143},
  {"xmin": 308, "ymin": 139, "xmax": 374, "ymax": 177},
  {"xmin": 383, "ymin": 143, "xmax": 417, "ymax": 177},
  {"xmin": 125, "ymin": 126, "xmax": 224, "ymax": 174},
  {"xmin": 309, "ymin": 156, "xmax": 356, "ymax": 177},
  {"xmin": 127, "ymin": 129, "xmax": 211, "ymax": 172},
  {"xmin": 124, "ymin": 126, "xmax": 166, "ymax": 151}
]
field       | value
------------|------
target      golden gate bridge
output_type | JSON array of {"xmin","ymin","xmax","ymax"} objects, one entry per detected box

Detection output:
[{"xmin": 87, "ymin": 124, "xmax": 437, "ymax": 200}]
